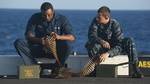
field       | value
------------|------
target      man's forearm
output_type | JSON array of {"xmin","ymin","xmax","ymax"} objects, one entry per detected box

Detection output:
[
  {"xmin": 27, "ymin": 36, "xmax": 43, "ymax": 44},
  {"xmin": 56, "ymin": 34, "xmax": 75, "ymax": 41},
  {"xmin": 26, "ymin": 31, "xmax": 43, "ymax": 44},
  {"xmin": 88, "ymin": 27, "xmax": 105, "ymax": 45},
  {"xmin": 107, "ymin": 45, "xmax": 122, "ymax": 57}
]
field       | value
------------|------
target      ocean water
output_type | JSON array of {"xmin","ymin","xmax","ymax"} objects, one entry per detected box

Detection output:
[{"xmin": 0, "ymin": 9, "xmax": 150, "ymax": 55}]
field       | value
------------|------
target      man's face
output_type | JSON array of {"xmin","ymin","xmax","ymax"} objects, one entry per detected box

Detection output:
[
  {"xmin": 96, "ymin": 13, "xmax": 109, "ymax": 24},
  {"xmin": 42, "ymin": 9, "xmax": 54, "ymax": 22}
]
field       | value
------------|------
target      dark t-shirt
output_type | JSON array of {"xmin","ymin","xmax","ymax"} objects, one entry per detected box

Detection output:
[{"xmin": 25, "ymin": 12, "xmax": 73, "ymax": 46}]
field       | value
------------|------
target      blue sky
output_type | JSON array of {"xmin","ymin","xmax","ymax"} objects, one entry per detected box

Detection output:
[{"xmin": 0, "ymin": 0, "xmax": 150, "ymax": 10}]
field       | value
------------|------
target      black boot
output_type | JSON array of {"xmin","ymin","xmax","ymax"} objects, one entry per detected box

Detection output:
[
  {"xmin": 51, "ymin": 65, "xmax": 71, "ymax": 79},
  {"xmin": 51, "ymin": 65, "xmax": 60, "ymax": 78},
  {"xmin": 131, "ymin": 62, "xmax": 144, "ymax": 78}
]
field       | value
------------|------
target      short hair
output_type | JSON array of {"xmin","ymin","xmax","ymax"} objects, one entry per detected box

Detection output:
[
  {"xmin": 97, "ymin": 6, "xmax": 111, "ymax": 18},
  {"xmin": 40, "ymin": 2, "xmax": 54, "ymax": 12}
]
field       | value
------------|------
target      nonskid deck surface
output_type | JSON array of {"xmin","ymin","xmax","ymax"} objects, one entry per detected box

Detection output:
[{"xmin": 0, "ymin": 77, "xmax": 150, "ymax": 84}]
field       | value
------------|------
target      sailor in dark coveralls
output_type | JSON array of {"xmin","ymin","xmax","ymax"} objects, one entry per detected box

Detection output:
[
  {"xmin": 14, "ymin": 2, "xmax": 75, "ymax": 78},
  {"xmin": 86, "ymin": 6, "xmax": 143, "ymax": 78}
]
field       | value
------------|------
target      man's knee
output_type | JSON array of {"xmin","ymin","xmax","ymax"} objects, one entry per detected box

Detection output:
[
  {"xmin": 86, "ymin": 43, "xmax": 103, "ymax": 57},
  {"xmin": 14, "ymin": 39, "xmax": 26, "ymax": 49},
  {"xmin": 123, "ymin": 37, "xmax": 134, "ymax": 44},
  {"xmin": 122, "ymin": 37, "xmax": 135, "ymax": 49},
  {"xmin": 122, "ymin": 37, "xmax": 136, "ymax": 53},
  {"xmin": 14, "ymin": 39, "xmax": 21, "ymax": 47}
]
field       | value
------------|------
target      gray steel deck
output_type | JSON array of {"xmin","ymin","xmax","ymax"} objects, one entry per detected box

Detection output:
[{"xmin": 0, "ymin": 77, "xmax": 150, "ymax": 84}]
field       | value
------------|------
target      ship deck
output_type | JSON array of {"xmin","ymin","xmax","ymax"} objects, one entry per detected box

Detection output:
[{"xmin": 1, "ymin": 77, "xmax": 150, "ymax": 84}]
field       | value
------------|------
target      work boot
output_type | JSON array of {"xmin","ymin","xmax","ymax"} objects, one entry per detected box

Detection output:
[
  {"xmin": 51, "ymin": 66, "xmax": 71, "ymax": 79},
  {"xmin": 51, "ymin": 66, "xmax": 60, "ymax": 78},
  {"xmin": 132, "ymin": 72, "xmax": 144, "ymax": 78},
  {"xmin": 131, "ymin": 62, "xmax": 144, "ymax": 78}
]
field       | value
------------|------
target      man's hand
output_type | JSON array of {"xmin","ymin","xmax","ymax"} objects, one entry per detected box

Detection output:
[
  {"xmin": 101, "ymin": 40, "xmax": 111, "ymax": 49},
  {"xmin": 99, "ymin": 52, "xmax": 109, "ymax": 62},
  {"xmin": 51, "ymin": 32, "xmax": 75, "ymax": 41},
  {"xmin": 53, "ymin": 32, "xmax": 61, "ymax": 40},
  {"xmin": 41, "ymin": 37, "xmax": 50, "ymax": 47}
]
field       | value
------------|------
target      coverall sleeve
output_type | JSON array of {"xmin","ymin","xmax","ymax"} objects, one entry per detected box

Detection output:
[
  {"xmin": 108, "ymin": 20, "xmax": 124, "ymax": 57},
  {"xmin": 88, "ymin": 19, "xmax": 104, "ymax": 44}
]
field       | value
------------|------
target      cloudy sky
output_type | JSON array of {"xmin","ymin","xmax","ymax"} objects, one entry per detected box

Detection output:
[{"xmin": 0, "ymin": 0, "xmax": 150, "ymax": 10}]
